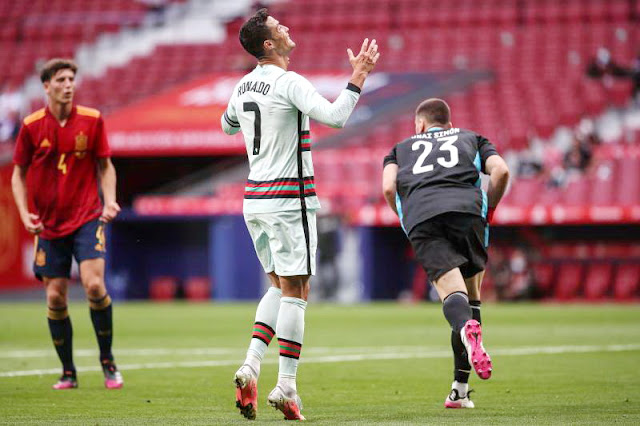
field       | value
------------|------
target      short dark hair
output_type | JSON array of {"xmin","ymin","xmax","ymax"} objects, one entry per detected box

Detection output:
[
  {"xmin": 415, "ymin": 98, "xmax": 451, "ymax": 126},
  {"xmin": 40, "ymin": 58, "xmax": 77, "ymax": 83},
  {"xmin": 239, "ymin": 8, "xmax": 272, "ymax": 59}
]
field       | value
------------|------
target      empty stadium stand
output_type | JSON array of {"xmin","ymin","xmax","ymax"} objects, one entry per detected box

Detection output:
[{"xmin": 1, "ymin": 0, "xmax": 639, "ymax": 300}]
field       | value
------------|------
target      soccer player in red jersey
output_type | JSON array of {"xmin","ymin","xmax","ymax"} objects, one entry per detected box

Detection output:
[{"xmin": 11, "ymin": 58, "xmax": 123, "ymax": 390}]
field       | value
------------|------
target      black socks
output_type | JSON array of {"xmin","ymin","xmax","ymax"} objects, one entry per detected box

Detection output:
[
  {"xmin": 48, "ymin": 312, "xmax": 75, "ymax": 374},
  {"xmin": 442, "ymin": 291, "xmax": 472, "ymax": 333},
  {"xmin": 470, "ymin": 300, "xmax": 482, "ymax": 323},
  {"xmin": 451, "ymin": 299, "xmax": 482, "ymax": 383},
  {"xmin": 89, "ymin": 298, "xmax": 114, "ymax": 362}
]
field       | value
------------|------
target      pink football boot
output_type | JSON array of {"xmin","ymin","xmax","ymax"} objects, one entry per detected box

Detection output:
[
  {"xmin": 52, "ymin": 371, "xmax": 78, "ymax": 390},
  {"xmin": 461, "ymin": 319, "xmax": 492, "ymax": 380},
  {"xmin": 234, "ymin": 365, "xmax": 258, "ymax": 420},
  {"xmin": 102, "ymin": 360, "xmax": 124, "ymax": 389}
]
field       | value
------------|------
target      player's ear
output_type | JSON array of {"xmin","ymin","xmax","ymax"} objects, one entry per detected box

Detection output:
[
  {"xmin": 415, "ymin": 117, "xmax": 425, "ymax": 134},
  {"xmin": 263, "ymin": 39, "xmax": 274, "ymax": 53}
]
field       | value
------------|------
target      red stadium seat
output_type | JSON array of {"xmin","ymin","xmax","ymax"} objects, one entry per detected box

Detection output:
[
  {"xmin": 531, "ymin": 262, "xmax": 555, "ymax": 296},
  {"xmin": 613, "ymin": 264, "xmax": 640, "ymax": 301},
  {"xmin": 0, "ymin": 0, "xmax": 184, "ymax": 88},
  {"xmin": 554, "ymin": 262, "xmax": 585, "ymax": 300},
  {"xmin": 617, "ymin": 157, "xmax": 640, "ymax": 205},
  {"xmin": 585, "ymin": 0, "xmax": 608, "ymax": 22},
  {"xmin": 546, "ymin": 243, "xmax": 578, "ymax": 259},
  {"xmin": 562, "ymin": 179, "xmax": 590, "ymax": 206},
  {"xmin": 0, "ymin": 21, "xmax": 18, "ymax": 41},
  {"xmin": 509, "ymin": 178, "xmax": 543, "ymax": 207},
  {"xmin": 584, "ymin": 262, "xmax": 614, "ymax": 300},
  {"xmin": 149, "ymin": 276, "xmax": 178, "ymax": 301},
  {"xmin": 7, "ymin": 0, "xmax": 636, "ymax": 214},
  {"xmin": 184, "ymin": 277, "xmax": 211, "ymax": 301},
  {"xmin": 589, "ymin": 164, "xmax": 616, "ymax": 205}
]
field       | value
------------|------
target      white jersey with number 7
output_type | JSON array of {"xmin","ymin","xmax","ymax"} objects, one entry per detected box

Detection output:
[{"xmin": 221, "ymin": 64, "xmax": 361, "ymax": 214}]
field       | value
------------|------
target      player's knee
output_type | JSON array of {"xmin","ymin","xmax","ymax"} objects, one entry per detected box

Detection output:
[
  {"xmin": 47, "ymin": 292, "xmax": 67, "ymax": 308},
  {"xmin": 84, "ymin": 277, "xmax": 105, "ymax": 298}
]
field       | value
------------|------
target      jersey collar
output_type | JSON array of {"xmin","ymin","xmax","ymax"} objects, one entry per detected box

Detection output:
[{"xmin": 45, "ymin": 103, "xmax": 77, "ymax": 126}]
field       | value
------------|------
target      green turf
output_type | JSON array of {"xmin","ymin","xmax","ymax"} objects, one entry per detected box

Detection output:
[{"xmin": 1, "ymin": 302, "xmax": 639, "ymax": 425}]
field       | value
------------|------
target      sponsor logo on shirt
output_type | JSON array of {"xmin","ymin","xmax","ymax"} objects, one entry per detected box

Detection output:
[{"xmin": 40, "ymin": 138, "xmax": 51, "ymax": 148}]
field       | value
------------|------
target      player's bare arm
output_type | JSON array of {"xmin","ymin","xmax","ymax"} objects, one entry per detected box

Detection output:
[
  {"xmin": 97, "ymin": 157, "xmax": 120, "ymax": 223},
  {"xmin": 484, "ymin": 154, "xmax": 510, "ymax": 221},
  {"xmin": 484, "ymin": 155, "xmax": 510, "ymax": 207},
  {"xmin": 11, "ymin": 164, "xmax": 43, "ymax": 234},
  {"xmin": 382, "ymin": 163, "xmax": 399, "ymax": 215},
  {"xmin": 347, "ymin": 38, "xmax": 380, "ymax": 90}
]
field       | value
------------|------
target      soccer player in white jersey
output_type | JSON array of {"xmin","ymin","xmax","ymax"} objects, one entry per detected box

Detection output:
[{"xmin": 221, "ymin": 8, "xmax": 380, "ymax": 421}]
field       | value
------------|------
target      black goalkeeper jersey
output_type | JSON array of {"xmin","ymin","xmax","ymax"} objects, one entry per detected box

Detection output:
[{"xmin": 383, "ymin": 127, "xmax": 498, "ymax": 235}]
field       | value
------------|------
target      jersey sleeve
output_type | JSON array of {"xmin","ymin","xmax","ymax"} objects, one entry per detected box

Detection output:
[
  {"xmin": 13, "ymin": 123, "xmax": 35, "ymax": 167},
  {"xmin": 383, "ymin": 145, "xmax": 398, "ymax": 167},
  {"xmin": 477, "ymin": 134, "xmax": 498, "ymax": 173},
  {"xmin": 95, "ymin": 115, "xmax": 111, "ymax": 158},
  {"xmin": 284, "ymin": 72, "xmax": 360, "ymax": 128},
  {"xmin": 221, "ymin": 87, "xmax": 241, "ymax": 135}
]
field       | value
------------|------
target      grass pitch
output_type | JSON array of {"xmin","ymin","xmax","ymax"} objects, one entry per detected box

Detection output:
[{"xmin": 1, "ymin": 302, "xmax": 639, "ymax": 424}]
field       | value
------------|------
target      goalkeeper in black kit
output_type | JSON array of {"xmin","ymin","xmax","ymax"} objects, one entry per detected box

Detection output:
[{"xmin": 382, "ymin": 98, "xmax": 510, "ymax": 408}]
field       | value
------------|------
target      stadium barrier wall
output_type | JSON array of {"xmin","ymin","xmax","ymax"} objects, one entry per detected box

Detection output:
[{"xmin": 106, "ymin": 215, "xmax": 263, "ymax": 301}]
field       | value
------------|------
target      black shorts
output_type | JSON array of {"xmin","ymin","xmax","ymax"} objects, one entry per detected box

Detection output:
[
  {"xmin": 408, "ymin": 212, "xmax": 488, "ymax": 282},
  {"xmin": 33, "ymin": 218, "xmax": 106, "ymax": 281}
]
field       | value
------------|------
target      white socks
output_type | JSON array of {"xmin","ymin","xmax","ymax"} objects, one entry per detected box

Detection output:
[
  {"xmin": 245, "ymin": 286, "xmax": 281, "ymax": 376},
  {"xmin": 241, "ymin": 289, "xmax": 307, "ymax": 394},
  {"xmin": 452, "ymin": 380, "xmax": 469, "ymax": 397},
  {"xmin": 276, "ymin": 297, "xmax": 307, "ymax": 392}
]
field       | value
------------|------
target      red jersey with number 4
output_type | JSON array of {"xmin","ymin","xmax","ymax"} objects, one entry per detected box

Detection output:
[{"xmin": 13, "ymin": 105, "xmax": 111, "ymax": 239}]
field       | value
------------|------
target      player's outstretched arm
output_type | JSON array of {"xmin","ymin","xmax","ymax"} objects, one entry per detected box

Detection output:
[
  {"xmin": 294, "ymin": 39, "xmax": 380, "ymax": 128},
  {"xmin": 485, "ymin": 155, "xmax": 510, "ymax": 221},
  {"xmin": 11, "ymin": 164, "xmax": 44, "ymax": 234},
  {"xmin": 382, "ymin": 163, "xmax": 399, "ymax": 215}
]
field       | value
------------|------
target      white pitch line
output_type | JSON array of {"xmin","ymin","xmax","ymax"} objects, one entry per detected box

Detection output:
[
  {"xmin": 1, "ymin": 343, "xmax": 639, "ymax": 378},
  {"xmin": 0, "ymin": 348, "xmax": 241, "ymax": 359},
  {"xmin": 0, "ymin": 345, "xmax": 442, "ymax": 359}
]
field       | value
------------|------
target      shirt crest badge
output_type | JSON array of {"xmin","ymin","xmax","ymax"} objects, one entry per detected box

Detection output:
[{"xmin": 75, "ymin": 132, "xmax": 88, "ymax": 158}]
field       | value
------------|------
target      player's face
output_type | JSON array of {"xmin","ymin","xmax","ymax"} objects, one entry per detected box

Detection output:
[
  {"xmin": 266, "ymin": 16, "xmax": 295, "ymax": 55},
  {"xmin": 44, "ymin": 69, "xmax": 75, "ymax": 106}
]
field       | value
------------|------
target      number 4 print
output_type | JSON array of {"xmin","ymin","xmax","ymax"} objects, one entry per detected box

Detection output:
[{"xmin": 57, "ymin": 153, "xmax": 68, "ymax": 175}]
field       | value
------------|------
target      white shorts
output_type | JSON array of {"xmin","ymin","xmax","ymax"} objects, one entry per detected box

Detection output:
[{"xmin": 244, "ymin": 209, "xmax": 317, "ymax": 276}]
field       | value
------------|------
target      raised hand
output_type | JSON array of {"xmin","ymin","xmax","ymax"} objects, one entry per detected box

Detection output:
[{"xmin": 347, "ymin": 38, "xmax": 381, "ymax": 75}]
